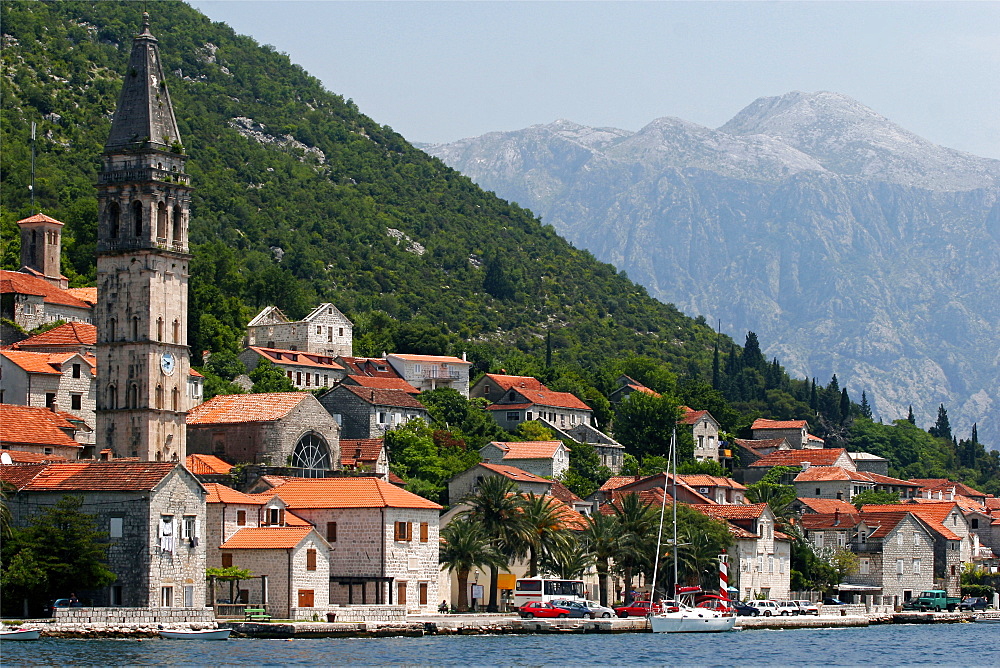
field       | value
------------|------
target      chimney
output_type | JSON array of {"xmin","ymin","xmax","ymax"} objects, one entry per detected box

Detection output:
[
  {"xmin": 834, "ymin": 509, "xmax": 841, "ymax": 526},
  {"xmin": 462, "ymin": 351, "xmax": 467, "ymax": 361},
  {"xmin": 50, "ymin": 399, "xmax": 59, "ymax": 413},
  {"xmin": 801, "ymin": 461, "xmax": 811, "ymax": 471}
]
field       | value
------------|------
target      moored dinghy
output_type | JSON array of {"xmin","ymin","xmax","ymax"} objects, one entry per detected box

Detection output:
[
  {"xmin": 0, "ymin": 627, "xmax": 41, "ymax": 640},
  {"xmin": 158, "ymin": 627, "xmax": 232, "ymax": 640}
]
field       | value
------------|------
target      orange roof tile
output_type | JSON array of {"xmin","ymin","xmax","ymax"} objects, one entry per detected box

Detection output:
[
  {"xmin": 13, "ymin": 322, "xmax": 97, "ymax": 349},
  {"xmin": 389, "ymin": 353, "xmax": 470, "ymax": 365},
  {"xmin": 253, "ymin": 477, "xmax": 442, "ymax": 510},
  {"xmin": 797, "ymin": 498, "xmax": 858, "ymax": 514},
  {"xmin": 477, "ymin": 462, "xmax": 553, "ymax": 485},
  {"xmin": 678, "ymin": 408, "xmax": 709, "ymax": 425},
  {"xmin": 482, "ymin": 374, "xmax": 548, "ymax": 392},
  {"xmin": 336, "ymin": 384, "xmax": 427, "ymax": 409},
  {"xmin": 861, "ymin": 502, "xmax": 963, "ymax": 541},
  {"xmin": 0, "ymin": 404, "xmax": 82, "ymax": 449},
  {"xmin": 490, "ymin": 441, "xmax": 566, "ymax": 460},
  {"xmin": 247, "ymin": 346, "xmax": 344, "ymax": 371},
  {"xmin": 689, "ymin": 503, "xmax": 769, "ymax": 521},
  {"xmin": 203, "ymin": 482, "xmax": 261, "ymax": 505},
  {"xmin": 344, "ymin": 375, "xmax": 420, "ymax": 394},
  {"xmin": 17, "ymin": 213, "xmax": 64, "ymax": 227},
  {"xmin": 1, "ymin": 461, "xmax": 180, "ymax": 491},
  {"xmin": 548, "ymin": 480, "xmax": 585, "ymax": 506},
  {"xmin": 733, "ymin": 437, "xmax": 789, "ymax": 451},
  {"xmin": 0, "ymin": 450, "xmax": 68, "ymax": 464},
  {"xmin": 1, "ymin": 350, "xmax": 68, "ymax": 375},
  {"xmin": 752, "ymin": 418, "xmax": 808, "ymax": 430},
  {"xmin": 64, "ymin": 287, "xmax": 98, "ymax": 306},
  {"xmin": 800, "ymin": 512, "xmax": 861, "ymax": 531},
  {"xmin": 599, "ymin": 475, "xmax": 644, "ymax": 492},
  {"xmin": 220, "ymin": 526, "xmax": 314, "ymax": 549},
  {"xmin": 186, "ymin": 454, "xmax": 233, "ymax": 475},
  {"xmin": 187, "ymin": 393, "xmax": 309, "ymax": 425},
  {"xmin": 0, "ymin": 270, "xmax": 91, "ymax": 309},
  {"xmin": 340, "ymin": 439, "xmax": 384, "ymax": 466},
  {"xmin": 860, "ymin": 511, "xmax": 917, "ymax": 539},
  {"xmin": 189, "ymin": 368, "xmax": 204, "ymax": 378},
  {"xmin": 750, "ymin": 448, "xmax": 848, "ymax": 468},
  {"xmin": 337, "ymin": 357, "xmax": 403, "ymax": 379},
  {"xmin": 536, "ymin": 494, "xmax": 588, "ymax": 530},
  {"xmin": 678, "ymin": 474, "xmax": 746, "ymax": 490}
]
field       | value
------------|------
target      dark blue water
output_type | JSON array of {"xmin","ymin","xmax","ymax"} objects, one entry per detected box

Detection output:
[{"xmin": 2, "ymin": 624, "xmax": 997, "ymax": 666}]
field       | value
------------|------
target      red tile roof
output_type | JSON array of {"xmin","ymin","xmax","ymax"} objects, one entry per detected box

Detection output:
[
  {"xmin": 344, "ymin": 375, "xmax": 419, "ymax": 394},
  {"xmin": 17, "ymin": 213, "xmax": 64, "ymax": 227},
  {"xmin": 752, "ymin": 418, "xmax": 807, "ymax": 430},
  {"xmin": 481, "ymin": 374, "xmax": 548, "ymax": 392},
  {"xmin": 478, "ymin": 462, "xmax": 552, "ymax": 485},
  {"xmin": 548, "ymin": 480, "xmax": 585, "ymax": 506},
  {"xmin": 489, "ymin": 440, "xmax": 566, "ymax": 460},
  {"xmin": 340, "ymin": 438, "xmax": 385, "ymax": 467},
  {"xmin": 797, "ymin": 498, "xmax": 858, "ymax": 514},
  {"xmin": 254, "ymin": 477, "xmax": 442, "ymax": 510},
  {"xmin": 861, "ymin": 511, "xmax": 917, "ymax": 540},
  {"xmin": 185, "ymin": 454, "xmax": 233, "ymax": 475},
  {"xmin": 64, "ymin": 287, "xmax": 98, "ymax": 306},
  {"xmin": 388, "ymin": 353, "xmax": 470, "ymax": 365},
  {"xmin": 13, "ymin": 322, "xmax": 97, "ymax": 350},
  {"xmin": 0, "ymin": 404, "xmax": 82, "ymax": 449},
  {"xmin": 689, "ymin": 503, "xmax": 769, "ymax": 521},
  {"xmin": 733, "ymin": 438, "xmax": 788, "ymax": 451},
  {"xmin": 0, "ymin": 270, "xmax": 91, "ymax": 309},
  {"xmin": 203, "ymin": 482, "xmax": 261, "ymax": 505},
  {"xmin": 337, "ymin": 357, "xmax": 403, "ymax": 379},
  {"xmin": 678, "ymin": 474, "xmax": 746, "ymax": 490},
  {"xmin": 750, "ymin": 448, "xmax": 848, "ymax": 468},
  {"xmin": 488, "ymin": 387, "xmax": 590, "ymax": 411},
  {"xmin": 0, "ymin": 450, "xmax": 68, "ymax": 464},
  {"xmin": 539, "ymin": 494, "xmax": 589, "ymax": 530},
  {"xmin": 678, "ymin": 408, "xmax": 709, "ymax": 425},
  {"xmin": 1, "ymin": 350, "xmax": 86, "ymax": 375},
  {"xmin": 861, "ymin": 502, "xmax": 963, "ymax": 541},
  {"xmin": 220, "ymin": 526, "xmax": 314, "ymax": 549},
  {"xmin": 247, "ymin": 346, "xmax": 344, "ymax": 371},
  {"xmin": 794, "ymin": 466, "xmax": 918, "ymax": 486},
  {"xmin": 187, "ymin": 393, "xmax": 309, "ymax": 424},
  {"xmin": 909, "ymin": 479, "xmax": 986, "ymax": 498},
  {"xmin": 800, "ymin": 511, "xmax": 861, "ymax": 531},
  {"xmin": 0, "ymin": 461, "xmax": 181, "ymax": 491},
  {"xmin": 599, "ymin": 475, "xmax": 644, "ymax": 492},
  {"xmin": 337, "ymin": 384, "xmax": 427, "ymax": 409}
]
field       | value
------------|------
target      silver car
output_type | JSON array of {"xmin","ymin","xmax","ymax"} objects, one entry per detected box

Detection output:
[
  {"xmin": 792, "ymin": 599, "xmax": 819, "ymax": 615},
  {"xmin": 550, "ymin": 599, "xmax": 615, "ymax": 619}
]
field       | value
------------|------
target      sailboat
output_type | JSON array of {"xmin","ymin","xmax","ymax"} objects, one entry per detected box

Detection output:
[{"xmin": 648, "ymin": 429, "xmax": 736, "ymax": 633}]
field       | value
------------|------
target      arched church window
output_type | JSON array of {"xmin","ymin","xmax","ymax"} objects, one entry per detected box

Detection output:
[
  {"xmin": 156, "ymin": 384, "xmax": 164, "ymax": 409},
  {"xmin": 172, "ymin": 319, "xmax": 180, "ymax": 343},
  {"xmin": 157, "ymin": 202, "xmax": 167, "ymax": 240},
  {"xmin": 172, "ymin": 206, "xmax": 183, "ymax": 242},
  {"xmin": 291, "ymin": 432, "xmax": 331, "ymax": 478},
  {"xmin": 128, "ymin": 384, "xmax": 139, "ymax": 409},
  {"xmin": 157, "ymin": 317, "xmax": 164, "ymax": 341},
  {"xmin": 172, "ymin": 387, "xmax": 180, "ymax": 412},
  {"xmin": 108, "ymin": 202, "xmax": 120, "ymax": 238},
  {"xmin": 132, "ymin": 316, "xmax": 140, "ymax": 340},
  {"xmin": 107, "ymin": 384, "xmax": 118, "ymax": 409},
  {"xmin": 132, "ymin": 200, "xmax": 143, "ymax": 237},
  {"xmin": 108, "ymin": 318, "xmax": 117, "ymax": 341}
]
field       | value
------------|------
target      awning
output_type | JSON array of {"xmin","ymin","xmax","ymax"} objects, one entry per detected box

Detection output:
[{"xmin": 836, "ymin": 583, "xmax": 882, "ymax": 592}]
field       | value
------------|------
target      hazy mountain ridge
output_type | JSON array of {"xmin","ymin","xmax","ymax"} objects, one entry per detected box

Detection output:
[{"xmin": 425, "ymin": 92, "xmax": 1000, "ymax": 444}]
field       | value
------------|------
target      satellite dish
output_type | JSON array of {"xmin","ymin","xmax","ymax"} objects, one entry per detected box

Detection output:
[{"xmin": 0, "ymin": 452, "xmax": 13, "ymax": 465}]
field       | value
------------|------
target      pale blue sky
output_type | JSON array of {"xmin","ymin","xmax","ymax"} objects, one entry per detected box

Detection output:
[{"xmin": 189, "ymin": 1, "xmax": 1000, "ymax": 159}]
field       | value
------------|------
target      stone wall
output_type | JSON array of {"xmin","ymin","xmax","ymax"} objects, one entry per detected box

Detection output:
[
  {"xmin": 54, "ymin": 606, "xmax": 214, "ymax": 624},
  {"xmin": 220, "ymin": 536, "xmax": 331, "ymax": 619},
  {"xmin": 383, "ymin": 507, "xmax": 440, "ymax": 613},
  {"xmin": 851, "ymin": 516, "xmax": 936, "ymax": 604},
  {"xmin": 146, "ymin": 468, "xmax": 209, "ymax": 609},
  {"xmin": 318, "ymin": 605, "xmax": 406, "ymax": 622}
]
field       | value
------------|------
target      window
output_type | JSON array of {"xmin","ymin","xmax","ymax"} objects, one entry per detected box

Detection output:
[
  {"xmin": 815, "ymin": 532, "xmax": 824, "ymax": 548},
  {"xmin": 971, "ymin": 519, "xmax": 979, "ymax": 529},
  {"xmin": 395, "ymin": 521, "xmax": 411, "ymax": 541},
  {"xmin": 951, "ymin": 565, "xmax": 957, "ymax": 575},
  {"xmin": 236, "ymin": 510, "xmax": 246, "ymax": 526},
  {"xmin": 157, "ymin": 317, "xmax": 164, "ymax": 341},
  {"xmin": 323, "ymin": 375, "xmax": 329, "ymax": 386},
  {"xmin": 419, "ymin": 582, "xmax": 428, "ymax": 606},
  {"xmin": 306, "ymin": 549, "xmax": 317, "ymax": 571},
  {"xmin": 156, "ymin": 384, "xmax": 164, "ymax": 409},
  {"xmin": 914, "ymin": 533, "xmax": 921, "ymax": 547},
  {"xmin": 327, "ymin": 522, "xmax": 337, "ymax": 542},
  {"xmin": 296, "ymin": 372, "xmax": 302, "ymax": 385},
  {"xmin": 328, "ymin": 329, "xmax": 333, "ymax": 342},
  {"xmin": 72, "ymin": 363, "xmax": 81, "ymax": 378},
  {"xmin": 172, "ymin": 205, "xmax": 183, "ymax": 242},
  {"xmin": 338, "ymin": 328, "xmax": 344, "ymax": 337},
  {"xmin": 183, "ymin": 515, "xmax": 197, "ymax": 545},
  {"xmin": 110, "ymin": 517, "xmax": 123, "ymax": 538},
  {"xmin": 45, "ymin": 392, "xmax": 56, "ymax": 409},
  {"xmin": 267, "ymin": 507, "xmax": 282, "ymax": 526},
  {"xmin": 132, "ymin": 200, "xmax": 143, "ymax": 237},
  {"xmin": 172, "ymin": 319, "xmax": 180, "ymax": 343},
  {"xmin": 108, "ymin": 202, "xmax": 120, "ymax": 238},
  {"xmin": 305, "ymin": 373, "xmax": 311, "ymax": 387},
  {"xmin": 317, "ymin": 326, "xmax": 322, "ymax": 335},
  {"xmin": 414, "ymin": 364, "xmax": 422, "ymax": 374},
  {"xmin": 71, "ymin": 394, "xmax": 82, "ymax": 410},
  {"xmin": 172, "ymin": 387, "xmax": 179, "ymax": 412},
  {"xmin": 896, "ymin": 559, "xmax": 904, "ymax": 575},
  {"xmin": 131, "ymin": 316, "xmax": 140, "ymax": 340},
  {"xmin": 183, "ymin": 585, "xmax": 194, "ymax": 608},
  {"xmin": 816, "ymin": 488, "xmax": 821, "ymax": 496},
  {"xmin": 291, "ymin": 433, "xmax": 330, "ymax": 476},
  {"xmin": 111, "ymin": 585, "xmax": 123, "ymax": 606},
  {"xmin": 222, "ymin": 553, "xmax": 233, "ymax": 568},
  {"xmin": 912, "ymin": 559, "xmax": 921, "ymax": 575},
  {"xmin": 420, "ymin": 522, "xmax": 429, "ymax": 543},
  {"xmin": 897, "ymin": 532, "xmax": 904, "ymax": 547},
  {"xmin": 297, "ymin": 590, "xmax": 315, "ymax": 608},
  {"xmin": 506, "ymin": 411, "xmax": 520, "ymax": 422},
  {"xmin": 161, "ymin": 586, "xmax": 173, "ymax": 607},
  {"xmin": 396, "ymin": 582, "xmax": 407, "ymax": 606},
  {"xmin": 837, "ymin": 533, "xmax": 846, "ymax": 547},
  {"xmin": 860, "ymin": 559, "xmax": 870, "ymax": 575},
  {"xmin": 768, "ymin": 555, "xmax": 774, "ymax": 573}
]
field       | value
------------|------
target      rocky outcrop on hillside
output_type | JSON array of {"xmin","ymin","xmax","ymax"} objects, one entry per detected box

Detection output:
[{"xmin": 426, "ymin": 92, "xmax": 1000, "ymax": 444}]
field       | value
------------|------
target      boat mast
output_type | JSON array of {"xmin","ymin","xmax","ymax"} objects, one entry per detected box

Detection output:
[{"xmin": 671, "ymin": 426, "xmax": 678, "ymax": 595}]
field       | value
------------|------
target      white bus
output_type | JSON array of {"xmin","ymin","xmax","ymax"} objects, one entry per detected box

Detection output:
[{"xmin": 513, "ymin": 578, "xmax": 586, "ymax": 608}]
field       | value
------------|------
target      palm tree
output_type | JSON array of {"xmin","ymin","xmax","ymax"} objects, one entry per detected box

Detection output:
[
  {"xmin": 519, "ymin": 493, "xmax": 570, "ymax": 577},
  {"xmin": 459, "ymin": 475, "xmax": 529, "ymax": 611},
  {"xmin": 541, "ymin": 532, "xmax": 593, "ymax": 580},
  {"xmin": 583, "ymin": 510, "xmax": 619, "ymax": 606},
  {"xmin": 439, "ymin": 518, "xmax": 501, "ymax": 612},
  {"xmin": 611, "ymin": 492, "xmax": 658, "ymax": 603}
]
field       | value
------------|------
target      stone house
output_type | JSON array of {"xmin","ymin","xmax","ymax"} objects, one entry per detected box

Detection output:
[
  {"xmin": 186, "ymin": 392, "xmax": 340, "ymax": 477},
  {"xmin": 792, "ymin": 497, "xmax": 858, "ymax": 516},
  {"xmin": 595, "ymin": 473, "xmax": 713, "ymax": 505},
  {"xmin": 485, "ymin": 383, "xmax": 592, "ymax": 433},
  {"xmin": 0, "ymin": 461, "xmax": 207, "ymax": 610},
  {"xmin": 740, "ymin": 448, "xmax": 856, "ymax": 485},
  {"xmin": 341, "ymin": 374, "xmax": 420, "ymax": 395},
  {"xmin": 239, "ymin": 345, "xmax": 346, "ymax": 391},
  {"xmin": 0, "ymin": 404, "xmax": 86, "ymax": 460},
  {"xmin": 246, "ymin": 303, "xmax": 353, "ymax": 358},
  {"xmin": 862, "ymin": 502, "xmax": 972, "ymax": 596},
  {"xmin": 560, "ymin": 423, "xmax": 625, "ymax": 473},
  {"xmin": 849, "ymin": 452, "xmax": 890, "ymax": 475},
  {"xmin": 385, "ymin": 353, "xmax": 472, "ymax": 397},
  {"xmin": 793, "ymin": 466, "xmax": 920, "ymax": 502},
  {"xmin": 679, "ymin": 406, "xmax": 723, "ymax": 463},
  {"xmin": 1, "ymin": 269, "xmax": 93, "ymax": 345},
  {"xmin": 340, "ymin": 438, "xmax": 390, "ymax": 478},
  {"xmin": 1, "ymin": 350, "xmax": 96, "ymax": 445},
  {"xmin": 479, "ymin": 440, "xmax": 571, "ymax": 478},
  {"xmin": 690, "ymin": 503, "xmax": 792, "ymax": 601},
  {"xmin": 251, "ymin": 477, "xmax": 443, "ymax": 613},
  {"xmin": 10, "ymin": 320, "xmax": 97, "ymax": 354},
  {"xmin": 606, "ymin": 374, "xmax": 660, "ymax": 404},
  {"xmin": 800, "ymin": 509, "xmax": 859, "ymax": 552},
  {"xmin": 750, "ymin": 419, "xmax": 817, "ymax": 449},
  {"xmin": 447, "ymin": 462, "xmax": 554, "ymax": 503},
  {"xmin": 318, "ymin": 384, "xmax": 429, "ymax": 440},
  {"xmin": 677, "ymin": 474, "xmax": 747, "ymax": 504}
]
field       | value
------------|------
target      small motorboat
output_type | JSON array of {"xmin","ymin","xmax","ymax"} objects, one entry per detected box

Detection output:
[
  {"xmin": 0, "ymin": 627, "xmax": 41, "ymax": 641},
  {"xmin": 158, "ymin": 628, "xmax": 231, "ymax": 640}
]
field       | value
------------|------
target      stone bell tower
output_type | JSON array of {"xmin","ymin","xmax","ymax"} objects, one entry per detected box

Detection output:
[{"xmin": 95, "ymin": 13, "xmax": 192, "ymax": 462}]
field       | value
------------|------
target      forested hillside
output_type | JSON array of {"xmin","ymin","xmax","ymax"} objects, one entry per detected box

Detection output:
[{"xmin": 1, "ymin": 1, "xmax": 996, "ymax": 493}]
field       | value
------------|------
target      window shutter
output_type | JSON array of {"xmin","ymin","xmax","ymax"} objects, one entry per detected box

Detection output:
[
  {"xmin": 306, "ymin": 548, "xmax": 317, "ymax": 571},
  {"xmin": 419, "ymin": 582, "xmax": 428, "ymax": 606},
  {"xmin": 420, "ymin": 522, "xmax": 428, "ymax": 543},
  {"xmin": 237, "ymin": 510, "xmax": 246, "ymax": 526},
  {"xmin": 327, "ymin": 522, "xmax": 337, "ymax": 542},
  {"xmin": 222, "ymin": 553, "xmax": 233, "ymax": 568}
]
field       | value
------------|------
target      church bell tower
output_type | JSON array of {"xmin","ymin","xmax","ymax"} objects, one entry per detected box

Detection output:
[{"xmin": 95, "ymin": 13, "xmax": 192, "ymax": 461}]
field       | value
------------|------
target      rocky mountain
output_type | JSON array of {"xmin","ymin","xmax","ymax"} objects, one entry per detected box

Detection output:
[{"xmin": 425, "ymin": 92, "xmax": 1000, "ymax": 445}]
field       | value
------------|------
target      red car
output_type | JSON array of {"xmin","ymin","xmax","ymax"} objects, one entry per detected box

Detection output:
[
  {"xmin": 519, "ymin": 601, "xmax": 572, "ymax": 618},
  {"xmin": 614, "ymin": 600, "xmax": 660, "ymax": 618}
]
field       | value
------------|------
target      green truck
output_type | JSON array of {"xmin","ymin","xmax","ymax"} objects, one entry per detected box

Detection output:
[{"xmin": 902, "ymin": 590, "xmax": 961, "ymax": 612}]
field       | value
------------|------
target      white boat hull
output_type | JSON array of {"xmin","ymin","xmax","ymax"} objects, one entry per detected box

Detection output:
[
  {"xmin": 649, "ymin": 612, "xmax": 736, "ymax": 633},
  {"xmin": 158, "ymin": 628, "xmax": 231, "ymax": 640},
  {"xmin": 0, "ymin": 628, "xmax": 41, "ymax": 640}
]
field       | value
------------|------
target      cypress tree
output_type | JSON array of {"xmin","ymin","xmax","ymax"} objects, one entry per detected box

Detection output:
[
  {"xmin": 971, "ymin": 423, "xmax": 979, "ymax": 444},
  {"xmin": 840, "ymin": 388, "xmax": 851, "ymax": 423},
  {"xmin": 809, "ymin": 378, "xmax": 817, "ymax": 409},
  {"xmin": 929, "ymin": 404, "xmax": 951, "ymax": 440},
  {"xmin": 743, "ymin": 332, "xmax": 765, "ymax": 371},
  {"xmin": 860, "ymin": 391, "xmax": 872, "ymax": 419},
  {"xmin": 907, "ymin": 405, "xmax": 915, "ymax": 424},
  {"xmin": 711, "ymin": 341, "xmax": 721, "ymax": 390}
]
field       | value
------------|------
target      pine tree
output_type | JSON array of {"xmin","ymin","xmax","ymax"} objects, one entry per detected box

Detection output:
[
  {"xmin": 859, "ymin": 391, "xmax": 872, "ymax": 419},
  {"xmin": 743, "ymin": 332, "xmax": 765, "ymax": 371},
  {"xmin": 839, "ymin": 388, "xmax": 851, "ymax": 423},
  {"xmin": 907, "ymin": 405, "xmax": 916, "ymax": 424},
  {"xmin": 928, "ymin": 404, "xmax": 951, "ymax": 440}
]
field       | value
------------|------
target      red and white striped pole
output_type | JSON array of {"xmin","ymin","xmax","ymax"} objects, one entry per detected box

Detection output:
[{"xmin": 719, "ymin": 551, "xmax": 728, "ymax": 599}]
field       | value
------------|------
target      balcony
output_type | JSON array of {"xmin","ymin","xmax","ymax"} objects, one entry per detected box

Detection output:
[
  {"xmin": 420, "ymin": 369, "xmax": 460, "ymax": 380},
  {"xmin": 98, "ymin": 238, "xmax": 188, "ymax": 254},
  {"xmin": 849, "ymin": 541, "xmax": 883, "ymax": 553}
]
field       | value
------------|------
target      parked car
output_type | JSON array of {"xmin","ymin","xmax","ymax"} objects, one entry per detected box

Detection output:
[
  {"xmin": 775, "ymin": 601, "xmax": 800, "ymax": 616},
  {"xmin": 579, "ymin": 600, "xmax": 617, "ymax": 619},
  {"xmin": 733, "ymin": 602, "xmax": 760, "ymax": 617},
  {"xmin": 959, "ymin": 597, "xmax": 989, "ymax": 611},
  {"xmin": 751, "ymin": 600, "xmax": 781, "ymax": 617},
  {"xmin": 792, "ymin": 600, "xmax": 820, "ymax": 616},
  {"xmin": 902, "ymin": 590, "xmax": 961, "ymax": 612},
  {"xmin": 43, "ymin": 599, "xmax": 72, "ymax": 616},
  {"xmin": 614, "ymin": 600, "xmax": 653, "ymax": 618},
  {"xmin": 550, "ymin": 599, "xmax": 615, "ymax": 619},
  {"xmin": 518, "ymin": 601, "xmax": 572, "ymax": 619}
]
